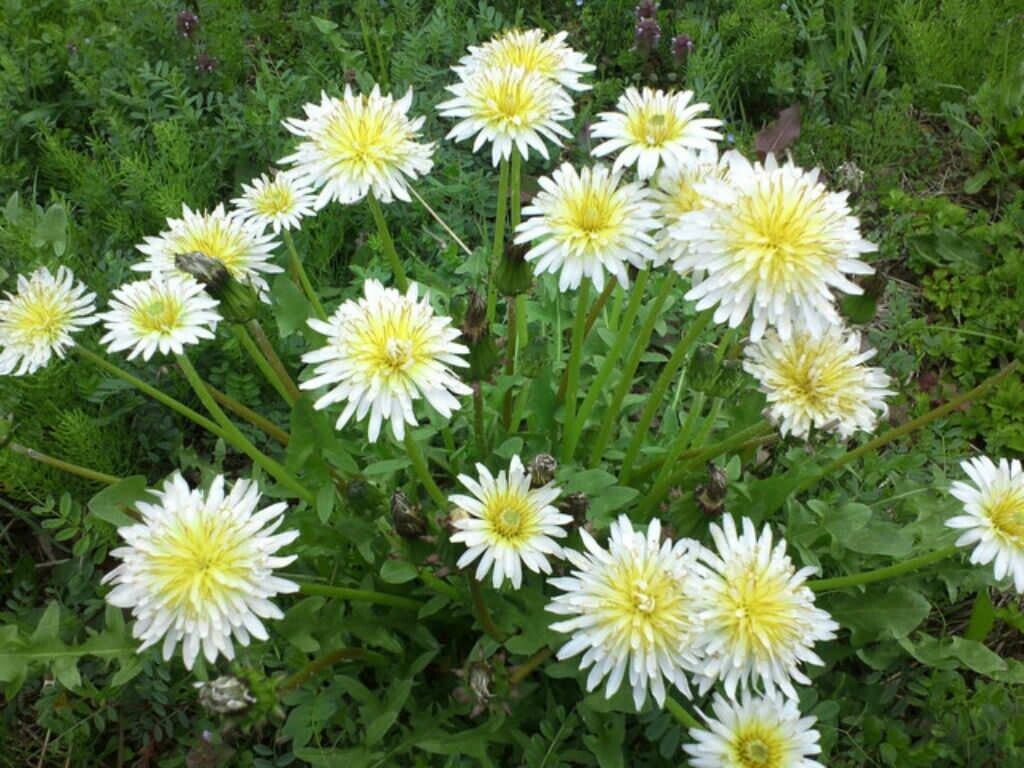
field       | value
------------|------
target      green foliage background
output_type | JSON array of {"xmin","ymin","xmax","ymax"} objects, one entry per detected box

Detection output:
[{"xmin": 1, "ymin": 0, "xmax": 1023, "ymax": 765}]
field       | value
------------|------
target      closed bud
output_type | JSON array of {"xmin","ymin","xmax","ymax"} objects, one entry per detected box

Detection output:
[
  {"xmin": 391, "ymin": 490, "xmax": 427, "ymax": 539},
  {"xmin": 558, "ymin": 492, "xmax": 589, "ymax": 527},
  {"xmin": 695, "ymin": 462, "xmax": 728, "ymax": 515},
  {"xmin": 195, "ymin": 676, "xmax": 256, "ymax": 715},
  {"xmin": 494, "ymin": 242, "xmax": 533, "ymax": 297},
  {"xmin": 528, "ymin": 454, "xmax": 557, "ymax": 487},
  {"xmin": 176, "ymin": 251, "xmax": 259, "ymax": 323},
  {"xmin": 461, "ymin": 289, "xmax": 489, "ymax": 344}
]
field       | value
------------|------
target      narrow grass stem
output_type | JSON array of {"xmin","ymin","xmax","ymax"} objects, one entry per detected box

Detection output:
[
  {"xmin": 282, "ymin": 230, "xmax": 327, "ymax": 321},
  {"xmin": 408, "ymin": 185, "xmax": 473, "ymax": 256},
  {"xmin": 809, "ymin": 545, "xmax": 959, "ymax": 591},
  {"xmin": 403, "ymin": 432, "xmax": 447, "ymax": 507},
  {"xmin": 245, "ymin": 320, "xmax": 302, "ymax": 402},
  {"xmin": 619, "ymin": 310, "xmax": 713, "ymax": 484},
  {"xmin": 564, "ymin": 271, "xmax": 650, "ymax": 461},
  {"xmin": 486, "ymin": 158, "xmax": 511, "ymax": 324},
  {"xmin": 367, "ymin": 191, "xmax": 409, "ymax": 290},
  {"xmin": 468, "ymin": 576, "xmax": 507, "ymax": 642},
  {"xmin": 7, "ymin": 442, "xmax": 121, "ymax": 485},
  {"xmin": 278, "ymin": 646, "xmax": 387, "ymax": 693},
  {"xmin": 587, "ymin": 273, "xmax": 677, "ymax": 467},
  {"xmin": 297, "ymin": 580, "xmax": 422, "ymax": 610},
  {"xmin": 473, "ymin": 384, "xmax": 488, "ymax": 457},
  {"xmin": 207, "ymin": 384, "xmax": 290, "ymax": 445},
  {"xmin": 561, "ymin": 282, "xmax": 591, "ymax": 461},
  {"xmin": 176, "ymin": 353, "xmax": 315, "ymax": 505}
]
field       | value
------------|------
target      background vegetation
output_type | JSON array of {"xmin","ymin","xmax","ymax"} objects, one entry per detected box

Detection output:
[{"xmin": 1, "ymin": 0, "xmax": 1023, "ymax": 765}]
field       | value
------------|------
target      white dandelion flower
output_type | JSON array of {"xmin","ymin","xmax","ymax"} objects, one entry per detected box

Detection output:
[
  {"xmin": 742, "ymin": 327, "xmax": 893, "ymax": 439},
  {"xmin": 948, "ymin": 457, "xmax": 1024, "ymax": 592},
  {"xmin": 547, "ymin": 515, "xmax": 705, "ymax": 710},
  {"xmin": 102, "ymin": 473, "xmax": 299, "ymax": 670},
  {"xmin": 590, "ymin": 87, "xmax": 722, "ymax": 180},
  {"xmin": 449, "ymin": 455, "xmax": 571, "ymax": 589},
  {"xmin": 437, "ymin": 64, "xmax": 575, "ymax": 167},
  {"xmin": 231, "ymin": 171, "xmax": 318, "ymax": 233},
  {"xmin": 454, "ymin": 28, "xmax": 595, "ymax": 91},
  {"xmin": 673, "ymin": 152, "xmax": 875, "ymax": 341},
  {"xmin": 0, "ymin": 266, "xmax": 97, "ymax": 376},
  {"xmin": 99, "ymin": 275, "xmax": 220, "ymax": 361},
  {"xmin": 514, "ymin": 163, "xmax": 660, "ymax": 291},
  {"xmin": 300, "ymin": 279, "xmax": 471, "ymax": 442},
  {"xmin": 280, "ymin": 86, "xmax": 435, "ymax": 207},
  {"xmin": 684, "ymin": 692, "xmax": 825, "ymax": 768},
  {"xmin": 693, "ymin": 515, "xmax": 838, "ymax": 700},
  {"xmin": 134, "ymin": 203, "xmax": 281, "ymax": 296}
]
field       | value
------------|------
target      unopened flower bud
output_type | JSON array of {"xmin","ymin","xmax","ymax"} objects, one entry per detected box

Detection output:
[
  {"xmin": 391, "ymin": 490, "xmax": 427, "ymax": 539},
  {"xmin": 528, "ymin": 454, "xmax": 557, "ymax": 487},
  {"xmin": 558, "ymin": 492, "xmax": 589, "ymax": 527},
  {"xmin": 461, "ymin": 289, "xmax": 489, "ymax": 344},
  {"xmin": 195, "ymin": 676, "xmax": 256, "ymax": 715},
  {"xmin": 177, "ymin": 10, "xmax": 200, "ymax": 38},
  {"xmin": 175, "ymin": 251, "xmax": 258, "ymax": 323},
  {"xmin": 635, "ymin": 0, "xmax": 657, "ymax": 19},
  {"xmin": 695, "ymin": 462, "xmax": 728, "ymax": 515},
  {"xmin": 494, "ymin": 242, "xmax": 533, "ymax": 297},
  {"xmin": 635, "ymin": 18, "xmax": 661, "ymax": 53},
  {"xmin": 672, "ymin": 34, "xmax": 694, "ymax": 63}
]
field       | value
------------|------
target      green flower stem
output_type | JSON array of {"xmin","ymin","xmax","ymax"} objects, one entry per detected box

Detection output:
[
  {"xmin": 665, "ymin": 697, "xmax": 702, "ymax": 731},
  {"xmin": 468, "ymin": 576, "xmax": 507, "ymax": 642},
  {"xmin": 619, "ymin": 310, "xmax": 713, "ymax": 484},
  {"xmin": 231, "ymin": 324, "xmax": 293, "ymax": 405},
  {"xmin": 587, "ymin": 273, "xmax": 677, "ymax": 467},
  {"xmin": 796, "ymin": 360, "xmax": 1019, "ymax": 497},
  {"xmin": 279, "ymin": 646, "xmax": 388, "ymax": 693},
  {"xmin": 561, "ymin": 281, "xmax": 591, "ymax": 461},
  {"xmin": 474, "ymin": 384, "xmax": 488, "ymax": 457},
  {"xmin": 282, "ymin": 230, "xmax": 328, "ymax": 322},
  {"xmin": 7, "ymin": 442, "xmax": 121, "ymax": 486},
  {"xmin": 297, "ymin": 580, "xmax": 422, "ymax": 610},
  {"xmin": 809, "ymin": 545, "xmax": 960, "ymax": 592},
  {"xmin": 75, "ymin": 346, "xmax": 225, "ymax": 437},
  {"xmin": 634, "ymin": 421, "xmax": 775, "ymax": 482},
  {"xmin": 176, "ymin": 353, "xmax": 316, "ymax": 505},
  {"xmin": 502, "ymin": 300, "xmax": 518, "ymax": 430},
  {"xmin": 564, "ymin": 271, "xmax": 650, "ymax": 461},
  {"xmin": 403, "ymin": 432, "xmax": 447, "ymax": 507},
  {"xmin": 206, "ymin": 383, "xmax": 291, "ymax": 446},
  {"xmin": 509, "ymin": 150, "xmax": 522, "ymax": 229},
  {"xmin": 245, "ymin": 320, "xmax": 302, "ymax": 402},
  {"xmin": 408, "ymin": 185, "xmax": 473, "ymax": 256},
  {"xmin": 486, "ymin": 157, "xmax": 511, "ymax": 324},
  {"xmin": 367, "ymin": 191, "xmax": 409, "ymax": 290},
  {"xmin": 418, "ymin": 569, "xmax": 460, "ymax": 600},
  {"xmin": 509, "ymin": 647, "xmax": 553, "ymax": 686}
]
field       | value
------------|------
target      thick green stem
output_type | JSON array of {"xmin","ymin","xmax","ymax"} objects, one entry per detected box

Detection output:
[
  {"xmin": 561, "ymin": 281, "xmax": 591, "ymax": 461},
  {"xmin": 564, "ymin": 271, "xmax": 650, "ymax": 461},
  {"xmin": 207, "ymin": 384, "xmax": 290, "ymax": 445},
  {"xmin": 665, "ymin": 697, "xmax": 702, "ymax": 730},
  {"xmin": 7, "ymin": 442, "xmax": 121, "ymax": 485},
  {"xmin": 509, "ymin": 647, "xmax": 553, "ymax": 685},
  {"xmin": 587, "ymin": 274, "xmax": 678, "ymax": 467},
  {"xmin": 75, "ymin": 346, "xmax": 225, "ymax": 437},
  {"xmin": 404, "ymin": 432, "xmax": 447, "ymax": 507},
  {"xmin": 367, "ymin": 191, "xmax": 409, "ymax": 290},
  {"xmin": 619, "ymin": 311, "xmax": 713, "ymax": 484},
  {"xmin": 502, "ymin": 299, "xmax": 517, "ymax": 429},
  {"xmin": 509, "ymin": 151, "xmax": 522, "ymax": 228},
  {"xmin": 245, "ymin": 320, "xmax": 302, "ymax": 402},
  {"xmin": 232, "ymin": 324, "xmax": 293, "ymax": 405},
  {"xmin": 297, "ymin": 580, "xmax": 422, "ymax": 610},
  {"xmin": 486, "ymin": 158, "xmax": 511, "ymax": 324},
  {"xmin": 809, "ymin": 545, "xmax": 959, "ymax": 591},
  {"xmin": 279, "ymin": 646, "xmax": 387, "ymax": 693},
  {"xmin": 474, "ymin": 384, "xmax": 488, "ymax": 457},
  {"xmin": 468, "ymin": 576, "xmax": 507, "ymax": 642},
  {"xmin": 282, "ymin": 230, "xmax": 327, "ymax": 322},
  {"xmin": 796, "ymin": 361, "xmax": 1019, "ymax": 498},
  {"xmin": 176, "ymin": 353, "xmax": 315, "ymax": 505}
]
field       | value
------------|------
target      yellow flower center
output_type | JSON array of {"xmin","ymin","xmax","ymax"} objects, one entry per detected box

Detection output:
[
  {"xmin": 725, "ymin": 178, "xmax": 835, "ymax": 284},
  {"xmin": 986, "ymin": 490, "xmax": 1024, "ymax": 544},
  {"xmin": 322, "ymin": 98, "xmax": 408, "ymax": 173},
  {"xmin": 147, "ymin": 512, "xmax": 249, "ymax": 620},
  {"xmin": 733, "ymin": 728, "xmax": 784, "ymax": 768},
  {"xmin": 254, "ymin": 183, "xmax": 295, "ymax": 216},
  {"xmin": 556, "ymin": 182, "xmax": 627, "ymax": 253},
  {"xmin": 769, "ymin": 335, "xmax": 862, "ymax": 418},
  {"xmin": 720, "ymin": 566, "xmax": 800, "ymax": 660},
  {"xmin": 631, "ymin": 580, "xmax": 657, "ymax": 614},
  {"xmin": 485, "ymin": 493, "xmax": 536, "ymax": 543},
  {"xmin": 628, "ymin": 108, "xmax": 680, "ymax": 147},
  {"xmin": 172, "ymin": 222, "xmax": 249, "ymax": 274},
  {"xmin": 135, "ymin": 297, "xmax": 183, "ymax": 334},
  {"xmin": 349, "ymin": 304, "xmax": 430, "ymax": 383},
  {"xmin": 383, "ymin": 337, "xmax": 414, "ymax": 371},
  {"xmin": 597, "ymin": 556, "xmax": 688, "ymax": 652},
  {"xmin": 478, "ymin": 76, "xmax": 541, "ymax": 128},
  {"xmin": 488, "ymin": 35, "xmax": 559, "ymax": 79},
  {"xmin": 10, "ymin": 291, "xmax": 71, "ymax": 343}
]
